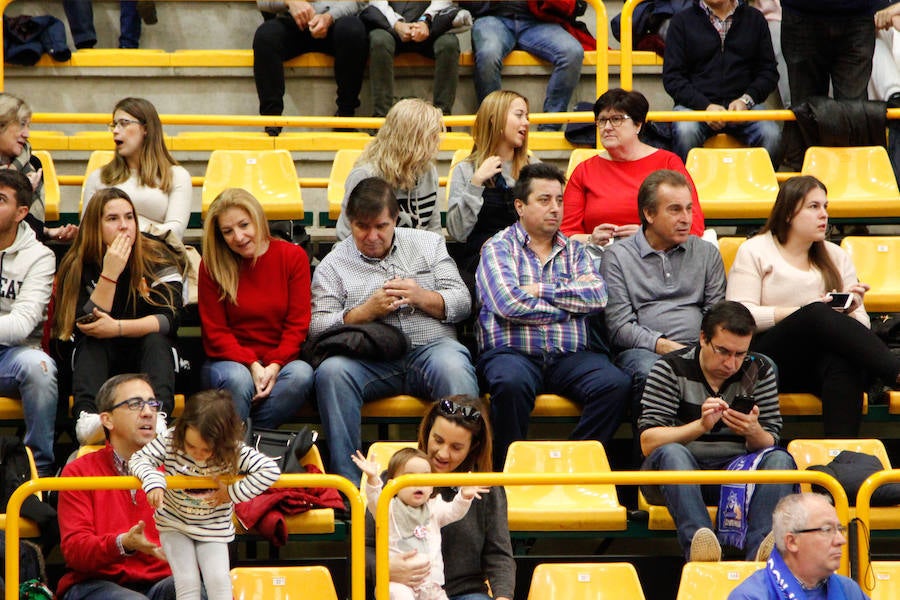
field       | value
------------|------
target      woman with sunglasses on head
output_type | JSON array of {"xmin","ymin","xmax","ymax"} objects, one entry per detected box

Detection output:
[
  {"xmin": 726, "ymin": 176, "xmax": 900, "ymax": 437},
  {"xmin": 51, "ymin": 187, "xmax": 185, "ymax": 446},
  {"xmin": 561, "ymin": 88, "xmax": 705, "ymax": 246},
  {"xmin": 82, "ymin": 97, "xmax": 192, "ymax": 240},
  {"xmin": 365, "ymin": 395, "xmax": 515, "ymax": 600}
]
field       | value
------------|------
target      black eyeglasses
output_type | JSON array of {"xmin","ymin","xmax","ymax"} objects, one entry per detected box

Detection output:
[
  {"xmin": 438, "ymin": 399, "xmax": 481, "ymax": 422},
  {"xmin": 793, "ymin": 524, "xmax": 847, "ymax": 538},
  {"xmin": 110, "ymin": 397, "xmax": 162, "ymax": 412},
  {"xmin": 595, "ymin": 115, "xmax": 632, "ymax": 128}
]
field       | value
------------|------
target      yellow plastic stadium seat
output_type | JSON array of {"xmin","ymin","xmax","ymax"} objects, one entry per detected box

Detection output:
[
  {"xmin": 870, "ymin": 561, "xmax": 900, "ymax": 600},
  {"xmin": 527, "ymin": 562, "xmax": 645, "ymax": 600},
  {"xmin": 531, "ymin": 394, "xmax": 582, "ymax": 418},
  {"xmin": 718, "ymin": 237, "xmax": 745, "ymax": 276},
  {"xmin": 778, "ymin": 393, "xmax": 868, "ymax": 416},
  {"xmin": 76, "ymin": 445, "xmax": 104, "ymax": 459},
  {"xmin": 361, "ymin": 441, "xmax": 418, "ymax": 497},
  {"xmin": 801, "ymin": 146, "xmax": 900, "ymax": 218},
  {"xmin": 504, "ymin": 441, "xmax": 626, "ymax": 531},
  {"xmin": 361, "ymin": 395, "xmax": 431, "ymax": 420},
  {"xmin": 274, "ymin": 132, "xmax": 372, "ymax": 152},
  {"xmin": 201, "ymin": 150, "xmax": 303, "ymax": 220},
  {"xmin": 28, "ymin": 130, "xmax": 68, "ymax": 152},
  {"xmin": 787, "ymin": 439, "xmax": 900, "ymax": 529},
  {"xmin": 676, "ymin": 562, "xmax": 764, "ymax": 600},
  {"xmin": 639, "ymin": 488, "xmax": 718, "ymax": 531},
  {"xmin": 840, "ymin": 237, "xmax": 900, "ymax": 312},
  {"xmin": 81, "ymin": 150, "xmax": 116, "ymax": 212},
  {"xmin": 0, "ymin": 396, "xmax": 23, "ymax": 420},
  {"xmin": 439, "ymin": 132, "xmax": 475, "ymax": 151},
  {"xmin": 169, "ymin": 132, "xmax": 275, "ymax": 152},
  {"xmin": 327, "ymin": 149, "xmax": 363, "ymax": 221},
  {"xmin": 231, "ymin": 565, "xmax": 338, "ymax": 600},
  {"xmin": 685, "ymin": 148, "xmax": 779, "ymax": 221},
  {"xmin": 702, "ymin": 133, "xmax": 744, "ymax": 149},
  {"xmin": 566, "ymin": 148, "xmax": 600, "ymax": 179},
  {"xmin": 0, "ymin": 447, "xmax": 43, "ymax": 538},
  {"xmin": 31, "ymin": 150, "xmax": 60, "ymax": 222}
]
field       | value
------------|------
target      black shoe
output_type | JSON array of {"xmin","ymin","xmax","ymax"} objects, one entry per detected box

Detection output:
[
  {"xmin": 265, "ymin": 126, "xmax": 282, "ymax": 137},
  {"xmin": 137, "ymin": 1, "xmax": 158, "ymax": 25},
  {"xmin": 333, "ymin": 111, "xmax": 356, "ymax": 133}
]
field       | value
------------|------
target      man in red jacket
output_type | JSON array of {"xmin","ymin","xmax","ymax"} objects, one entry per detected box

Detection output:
[{"xmin": 57, "ymin": 373, "xmax": 174, "ymax": 600}]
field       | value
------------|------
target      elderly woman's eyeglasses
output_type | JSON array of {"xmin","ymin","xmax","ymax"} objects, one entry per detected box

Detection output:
[
  {"xmin": 438, "ymin": 399, "xmax": 481, "ymax": 422},
  {"xmin": 108, "ymin": 118, "xmax": 143, "ymax": 131},
  {"xmin": 595, "ymin": 115, "xmax": 632, "ymax": 128},
  {"xmin": 110, "ymin": 397, "xmax": 161, "ymax": 412},
  {"xmin": 793, "ymin": 524, "xmax": 847, "ymax": 538}
]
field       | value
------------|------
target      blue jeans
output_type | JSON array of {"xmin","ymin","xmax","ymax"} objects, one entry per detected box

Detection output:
[
  {"xmin": 62, "ymin": 1, "xmax": 141, "ymax": 49},
  {"xmin": 202, "ymin": 359, "xmax": 313, "ymax": 429},
  {"xmin": 471, "ymin": 15, "xmax": 583, "ymax": 131},
  {"xmin": 62, "ymin": 576, "xmax": 176, "ymax": 600},
  {"xmin": 641, "ymin": 443, "xmax": 796, "ymax": 560},
  {"xmin": 450, "ymin": 595, "xmax": 491, "ymax": 600},
  {"xmin": 315, "ymin": 338, "xmax": 478, "ymax": 482},
  {"xmin": 671, "ymin": 104, "xmax": 782, "ymax": 166},
  {"xmin": 477, "ymin": 347, "xmax": 630, "ymax": 469},
  {"xmin": 0, "ymin": 346, "xmax": 57, "ymax": 476},
  {"xmin": 615, "ymin": 347, "xmax": 662, "ymax": 465}
]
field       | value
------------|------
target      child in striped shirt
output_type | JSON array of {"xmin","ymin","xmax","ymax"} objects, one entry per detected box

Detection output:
[{"xmin": 130, "ymin": 389, "xmax": 280, "ymax": 599}]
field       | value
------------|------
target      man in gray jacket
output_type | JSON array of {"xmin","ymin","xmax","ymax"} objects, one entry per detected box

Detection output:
[
  {"xmin": 253, "ymin": 1, "xmax": 368, "ymax": 135},
  {"xmin": 0, "ymin": 169, "xmax": 57, "ymax": 476}
]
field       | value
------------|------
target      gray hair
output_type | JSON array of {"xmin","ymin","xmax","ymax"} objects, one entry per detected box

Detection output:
[
  {"xmin": 772, "ymin": 493, "xmax": 831, "ymax": 552},
  {"xmin": 0, "ymin": 93, "xmax": 30, "ymax": 132}
]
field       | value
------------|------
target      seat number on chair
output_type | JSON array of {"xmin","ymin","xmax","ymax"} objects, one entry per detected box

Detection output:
[
  {"xmin": 246, "ymin": 158, "xmax": 257, "ymax": 165},
  {"xmin": 271, "ymin": 576, "xmax": 286, "ymax": 586},
  {"xmin": 577, "ymin": 573, "xmax": 591, "ymax": 582},
  {"xmin": 550, "ymin": 450, "xmax": 561, "ymax": 459}
]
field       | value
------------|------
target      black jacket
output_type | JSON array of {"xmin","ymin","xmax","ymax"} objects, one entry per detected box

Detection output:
[
  {"xmin": 663, "ymin": 1, "xmax": 777, "ymax": 109},
  {"xmin": 3, "ymin": 14, "xmax": 71, "ymax": 66}
]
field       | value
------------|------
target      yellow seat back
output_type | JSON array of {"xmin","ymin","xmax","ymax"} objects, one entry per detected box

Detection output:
[
  {"xmin": 504, "ymin": 440, "xmax": 626, "ymax": 531},
  {"xmin": 801, "ymin": 146, "xmax": 900, "ymax": 216},
  {"xmin": 718, "ymin": 237, "xmax": 745, "ymax": 276},
  {"xmin": 527, "ymin": 562, "xmax": 645, "ymax": 600},
  {"xmin": 80, "ymin": 150, "xmax": 116, "ymax": 213},
  {"xmin": 566, "ymin": 148, "xmax": 600, "ymax": 179},
  {"xmin": 840, "ymin": 236, "xmax": 900, "ymax": 313},
  {"xmin": 675, "ymin": 562, "xmax": 764, "ymax": 600},
  {"xmin": 685, "ymin": 148, "xmax": 778, "ymax": 220},
  {"xmin": 201, "ymin": 150, "xmax": 302, "ymax": 220},
  {"xmin": 231, "ymin": 566, "xmax": 338, "ymax": 600},
  {"xmin": 787, "ymin": 438, "xmax": 890, "ymax": 495},
  {"xmin": 361, "ymin": 441, "xmax": 417, "ymax": 497},
  {"xmin": 31, "ymin": 150, "xmax": 60, "ymax": 222},
  {"xmin": 870, "ymin": 561, "xmax": 900, "ymax": 600},
  {"xmin": 327, "ymin": 149, "xmax": 363, "ymax": 221}
]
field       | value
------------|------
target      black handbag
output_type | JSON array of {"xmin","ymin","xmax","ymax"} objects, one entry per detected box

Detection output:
[{"xmin": 244, "ymin": 420, "xmax": 317, "ymax": 474}]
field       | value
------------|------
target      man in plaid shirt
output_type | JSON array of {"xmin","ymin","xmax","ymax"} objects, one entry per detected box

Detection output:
[{"xmin": 475, "ymin": 163, "xmax": 630, "ymax": 469}]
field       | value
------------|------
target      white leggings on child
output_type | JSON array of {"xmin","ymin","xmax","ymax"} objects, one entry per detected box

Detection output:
[{"xmin": 159, "ymin": 530, "xmax": 231, "ymax": 600}]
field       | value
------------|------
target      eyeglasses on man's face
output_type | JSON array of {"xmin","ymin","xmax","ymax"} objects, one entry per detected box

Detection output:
[
  {"xmin": 710, "ymin": 342, "xmax": 749, "ymax": 361},
  {"xmin": 793, "ymin": 524, "xmax": 847, "ymax": 538},
  {"xmin": 111, "ymin": 397, "xmax": 161, "ymax": 412}
]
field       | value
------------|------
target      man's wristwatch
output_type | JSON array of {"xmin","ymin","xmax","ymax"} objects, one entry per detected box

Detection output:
[{"xmin": 739, "ymin": 94, "xmax": 755, "ymax": 109}]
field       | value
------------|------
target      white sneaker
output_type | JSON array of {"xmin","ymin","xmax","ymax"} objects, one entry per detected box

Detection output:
[
  {"xmin": 689, "ymin": 527, "xmax": 722, "ymax": 562},
  {"xmin": 75, "ymin": 411, "xmax": 104, "ymax": 445},
  {"xmin": 156, "ymin": 412, "xmax": 169, "ymax": 437}
]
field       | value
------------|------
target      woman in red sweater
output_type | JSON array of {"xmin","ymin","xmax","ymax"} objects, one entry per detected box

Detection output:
[
  {"xmin": 199, "ymin": 188, "xmax": 313, "ymax": 427},
  {"xmin": 561, "ymin": 88, "xmax": 705, "ymax": 245}
]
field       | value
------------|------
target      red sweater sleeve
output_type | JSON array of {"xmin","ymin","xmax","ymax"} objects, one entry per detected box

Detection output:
[
  {"xmin": 261, "ymin": 244, "xmax": 311, "ymax": 366},
  {"xmin": 198, "ymin": 260, "xmax": 258, "ymax": 366},
  {"xmin": 663, "ymin": 152, "xmax": 706, "ymax": 235},
  {"xmin": 561, "ymin": 160, "xmax": 589, "ymax": 236}
]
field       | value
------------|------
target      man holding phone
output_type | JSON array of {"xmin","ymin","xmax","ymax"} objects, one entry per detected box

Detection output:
[{"xmin": 638, "ymin": 301, "xmax": 796, "ymax": 563}]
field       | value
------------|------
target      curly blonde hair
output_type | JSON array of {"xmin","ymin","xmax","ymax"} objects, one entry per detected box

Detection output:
[{"xmin": 358, "ymin": 99, "xmax": 443, "ymax": 190}]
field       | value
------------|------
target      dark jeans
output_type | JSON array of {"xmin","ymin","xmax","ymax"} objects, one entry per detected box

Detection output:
[
  {"xmin": 72, "ymin": 333, "xmax": 176, "ymax": 417},
  {"xmin": 62, "ymin": 0, "xmax": 141, "ymax": 49},
  {"xmin": 751, "ymin": 302, "xmax": 900, "ymax": 437},
  {"xmin": 780, "ymin": 8, "xmax": 875, "ymax": 169},
  {"xmin": 477, "ymin": 346, "xmax": 630, "ymax": 470},
  {"xmin": 252, "ymin": 14, "xmax": 368, "ymax": 116}
]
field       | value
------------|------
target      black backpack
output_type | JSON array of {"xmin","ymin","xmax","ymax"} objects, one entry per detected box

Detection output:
[{"xmin": 0, "ymin": 436, "xmax": 59, "ymax": 549}]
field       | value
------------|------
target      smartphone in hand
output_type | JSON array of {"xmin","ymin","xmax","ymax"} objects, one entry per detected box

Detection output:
[
  {"xmin": 827, "ymin": 293, "xmax": 852, "ymax": 310},
  {"xmin": 75, "ymin": 313, "xmax": 99, "ymax": 325},
  {"xmin": 729, "ymin": 394, "xmax": 756, "ymax": 414}
]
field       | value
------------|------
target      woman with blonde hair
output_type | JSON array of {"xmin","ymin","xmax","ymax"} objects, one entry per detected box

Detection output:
[
  {"xmin": 83, "ymin": 97, "xmax": 192, "ymax": 239},
  {"xmin": 447, "ymin": 89, "xmax": 534, "ymax": 275},
  {"xmin": 199, "ymin": 188, "xmax": 313, "ymax": 428},
  {"xmin": 52, "ymin": 187, "xmax": 184, "ymax": 444},
  {"xmin": 335, "ymin": 98, "xmax": 443, "ymax": 240},
  {"xmin": 0, "ymin": 93, "xmax": 77, "ymax": 241}
]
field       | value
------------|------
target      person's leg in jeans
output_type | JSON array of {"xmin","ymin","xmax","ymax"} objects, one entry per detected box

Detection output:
[
  {"xmin": 252, "ymin": 16, "xmax": 315, "ymax": 116},
  {"xmin": 0, "ymin": 346, "xmax": 58, "ymax": 476},
  {"xmin": 63, "ymin": 579, "xmax": 160, "ymax": 600},
  {"xmin": 314, "ymin": 355, "xmax": 406, "ymax": 481},
  {"xmin": 404, "ymin": 338, "xmax": 479, "ymax": 401},
  {"xmin": 726, "ymin": 105, "xmax": 782, "ymax": 167},
  {"xmin": 471, "ymin": 16, "xmax": 516, "ymax": 102},
  {"xmin": 202, "ymin": 360, "xmax": 256, "ymax": 422},
  {"xmin": 158, "ymin": 530, "xmax": 202, "ymax": 600},
  {"xmin": 515, "ymin": 19, "xmax": 584, "ymax": 129},
  {"xmin": 248, "ymin": 359, "xmax": 314, "ymax": 428},
  {"xmin": 744, "ymin": 448, "xmax": 797, "ymax": 560},
  {"xmin": 137, "ymin": 333, "xmax": 176, "ymax": 416},
  {"xmin": 548, "ymin": 351, "xmax": 630, "ymax": 445},
  {"xmin": 119, "ymin": 1, "xmax": 141, "ymax": 48},
  {"xmin": 62, "ymin": 0, "xmax": 97, "ymax": 49},
  {"xmin": 328, "ymin": 15, "xmax": 368, "ymax": 117},
  {"xmin": 641, "ymin": 443, "xmax": 714, "ymax": 557},
  {"xmin": 429, "ymin": 32, "xmax": 461, "ymax": 115},
  {"xmin": 477, "ymin": 346, "xmax": 543, "ymax": 470},
  {"xmin": 195, "ymin": 540, "xmax": 232, "ymax": 600},
  {"xmin": 368, "ymin": 28, "xmax": 399, "ymax": 118},
  {"xmin": 671, "ymin": 105, "xmax": 714, "ymax": 163},
  {"xmin": 144, "ymin": 576, "xmax": 176, "ymax": 600},
  {"xmin": 829, "ymin": 15, "xmax": 875, "ymax": 101}
]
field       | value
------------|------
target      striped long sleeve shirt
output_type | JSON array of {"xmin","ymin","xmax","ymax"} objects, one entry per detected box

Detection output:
[
  {"xmin": 130, "ymin": 431, "xmax": 280, "ymax": 543},
  {"xmin": 475, "ymin": 222, "xmax": 607, "ymax": 355}
]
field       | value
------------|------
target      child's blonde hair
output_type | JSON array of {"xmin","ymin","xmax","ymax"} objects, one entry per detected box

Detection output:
[
  {"xmin": 386, "ymin": 447, "xmax": 431, "ymax": 481},
  {"xmin": 172, "ymin": 390, "xmax": 243, "ymax": 472}
]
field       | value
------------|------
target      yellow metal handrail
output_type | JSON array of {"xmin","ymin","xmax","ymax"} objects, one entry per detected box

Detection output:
[
  {"xmin": 375, "ymin": 470, "xmax": 850, "ymax": 600},
  {"xmin": 619, "ymin": 0, "xmax": 649, "ymax": 91},
  {"xmin": 4, "ymin": 473, "xmax": 365, "ymax": 600},
  {"xmin": 853, "ymin": 469, "xmax": 900, "ymax": 593}
]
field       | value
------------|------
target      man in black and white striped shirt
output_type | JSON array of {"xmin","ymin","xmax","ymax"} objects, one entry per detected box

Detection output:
[{"xmin": 638, "ymin": 301, "xmax": 796, "ymax": 564}]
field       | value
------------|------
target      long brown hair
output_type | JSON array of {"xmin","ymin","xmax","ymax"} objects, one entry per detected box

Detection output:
[
  {"xmin": 418, "ymin": 395, "xmax": 493, "ymax": 473},
  {"xmin": 100, "ymin": 97, "xmax": 179, "ymax": 192},
  {"xmin": 467, "ymin": 90, "xmax": 530, "ymax": 183},
  {"xmin": 52, "ymin": 187, "xmax": 183, "ymax": 339},
  {"xmin": 172, "ymin": 389, "xmax": 243, "ymax": 472},
  {"xmin": 761, "ymin": 175, "xmax": 842, "ymax": 293}
]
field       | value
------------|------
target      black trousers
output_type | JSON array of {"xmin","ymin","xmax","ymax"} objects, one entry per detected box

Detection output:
[{"xmin": 252, "ymin": 14, "xmax": 368, "ymax": 116}]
